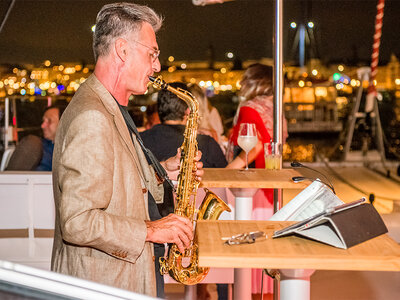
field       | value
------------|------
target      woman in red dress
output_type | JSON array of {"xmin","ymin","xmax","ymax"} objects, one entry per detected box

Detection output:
[{"xmin": 227, "ymin": 63, "xmax": 288, "ymax": 171}]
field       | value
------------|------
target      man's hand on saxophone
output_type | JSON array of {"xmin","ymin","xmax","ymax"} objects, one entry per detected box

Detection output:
[
  {"xmin": 193, "ymin": 150, "xmax": 204, "ymax": 181},
  {"xmin": 145, "ymin": 149, "xmax": 203, "ymax": 254},
  {"xmin": 145, "ymin": 214, "xmax": 193, "ymax": 253}
]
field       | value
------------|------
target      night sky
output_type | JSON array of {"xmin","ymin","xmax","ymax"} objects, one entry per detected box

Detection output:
[{"xmin": 0, "ymin": 0, "xmax": 399, "ymax": 66}]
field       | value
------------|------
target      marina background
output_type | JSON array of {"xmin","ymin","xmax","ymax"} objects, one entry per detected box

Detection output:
[
  {"xmin": 1, "ymin": 57, "xmax": 400, "ymax": 164},
  {"xmin": 1, "ymin": 0, "xmax": 400, "ymax": 165}
]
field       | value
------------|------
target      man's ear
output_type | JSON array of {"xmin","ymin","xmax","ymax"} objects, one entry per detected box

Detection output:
[{"xmin": 115, "ymin": 38, "xmax": 128, "ymax": 62}]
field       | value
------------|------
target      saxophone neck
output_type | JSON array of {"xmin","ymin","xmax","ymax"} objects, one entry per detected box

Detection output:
[{"xmin": 149, "ymin": 76, "xmax": 199, "ymax": 114}]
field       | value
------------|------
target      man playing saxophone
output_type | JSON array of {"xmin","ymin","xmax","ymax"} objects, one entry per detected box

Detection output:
[{"xmin": 51, "ymin": 2, "xmax": 203, "ymax": 298}]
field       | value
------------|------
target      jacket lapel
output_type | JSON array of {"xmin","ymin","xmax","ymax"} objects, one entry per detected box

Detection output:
[{"xmin": 85, "ymin": 75, "xmax": 147, "ymax": 184}]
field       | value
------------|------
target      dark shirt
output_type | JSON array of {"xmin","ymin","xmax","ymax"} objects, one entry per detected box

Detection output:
[
  {"xmin": 140, "ymin": 124, "xmax": 227, "ymax": 168},
  {"xmin": 35, "ymin": 138, "xmax": 54, "ymax": 171},
  {"xmin": 116, "ymin": 104, "xmax": 165, "ymax": 298}
]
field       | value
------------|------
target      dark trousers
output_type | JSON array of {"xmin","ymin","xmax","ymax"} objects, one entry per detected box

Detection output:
[{"xmin": 154, "ymin": 243, "xmax": 165, "ymax": 298}]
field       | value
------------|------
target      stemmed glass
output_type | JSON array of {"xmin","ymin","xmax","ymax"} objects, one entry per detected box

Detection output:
[{"xmin": 237, "ymin": 123, "xmax": 258, "ymax": 170}]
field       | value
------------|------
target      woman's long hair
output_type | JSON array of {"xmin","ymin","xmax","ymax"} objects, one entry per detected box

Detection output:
[{"xmin": 239, "ymin": 63, "xmax": 273, "ymax": 101}]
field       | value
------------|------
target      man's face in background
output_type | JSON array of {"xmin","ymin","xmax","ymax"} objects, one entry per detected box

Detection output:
[{"xmin": 41, "ymin": 108, "xmax": 59, "ymax": 141}]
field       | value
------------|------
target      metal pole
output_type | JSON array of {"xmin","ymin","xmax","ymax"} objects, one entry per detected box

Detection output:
[
  {"xmin": 299, "ymin": 24, "xmax": 306, "ymax": 69},
  {"xmin": 273, "ymin": 1, "xmax": 283, "ymax": 299},
  {"xmin": 273, "ymin": 0, "xmax": 283, "ymax": 211},
  {"xmin": 4, "ymin": 98, "xmax": 9, "ymax": 150},
  {"xmin": 0, "ymin": 0, "xmax": 16, "ymax": 35}
]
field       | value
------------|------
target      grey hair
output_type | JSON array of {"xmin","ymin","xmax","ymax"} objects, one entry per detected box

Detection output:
[{"xmin": 93, "ymin": 2, "xmax": 163, "ymax": 62}]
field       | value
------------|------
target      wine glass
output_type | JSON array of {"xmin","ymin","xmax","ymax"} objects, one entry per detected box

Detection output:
[{"xmin": 237, "ymin": 123, "xmax": 258, "ymax": 170}]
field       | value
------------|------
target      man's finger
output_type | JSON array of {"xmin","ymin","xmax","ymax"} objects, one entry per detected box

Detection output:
[
  {"xmin": 195, "ymin": 150, "xmax": 202, "ymax": 161},
  {"xmin": 168, "ymin": 214, "xmax": 193, "ymax": 240},
  {"xmin": 174, "ymin": 238, "xmax": 185, "ymax": 253},
  {"xmin": 177, "ymin": 230, "xmax": 191, "ymax": 249},
  {"xmin": 173, "ymin": 221, "xmax": 193, "ymax": 241}
]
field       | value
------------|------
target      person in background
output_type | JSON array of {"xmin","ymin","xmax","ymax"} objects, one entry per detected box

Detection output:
[
  {"xmin": 226, "ymin": 63, "xmax": 288, "ymax": 297},
  {"xmin": 37, "ymin": 105, "xmax": 65, "ymax": 170},
  {"xmin": 6, "ymin": 105, "xmax": 66, "ymax": 171},
  {"xmin": 140, "ymin": 81, "xmax": 228, "ymax": 300},
  {"xmin": 188, "ymin": 83, "xmax": 225, "ymax": 146},
  {"xmin": 141, "ymin": 82, "xmax": 227, "ymax": 216},
  {"xmin": 143, "ymin": 103, "xmax": 160, "ymax": 130},
  {"xmin": 141, "ymin": 81, "xmax": 226, "ymax": 169},
  {"xmin": 227, "ymin": 63, "xmax": 288, "ymax": 169},
  {"xmin": 51, "ymin": 3, "xmax": 202, "ymax": 298}
]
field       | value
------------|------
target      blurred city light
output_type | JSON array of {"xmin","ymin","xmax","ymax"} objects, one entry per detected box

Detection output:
[{"xmin": 333, "ymin": 73, "xmax": 341, "ymax": 81}]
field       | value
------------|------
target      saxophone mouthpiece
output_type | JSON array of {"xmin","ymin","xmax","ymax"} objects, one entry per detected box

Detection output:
[{"xmin": 148, "ymin": 75, "xmax": 167, "ymax": 89}]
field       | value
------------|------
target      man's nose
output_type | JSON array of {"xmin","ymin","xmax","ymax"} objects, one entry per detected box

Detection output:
[{"xmin": 153, "ymin": 58, "xmax": 161, "ymax": 73}]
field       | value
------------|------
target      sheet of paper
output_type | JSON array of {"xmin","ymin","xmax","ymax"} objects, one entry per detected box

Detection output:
[{"xmin": 269, "ymin": 180, "xmax": 344, "ymax": 221}]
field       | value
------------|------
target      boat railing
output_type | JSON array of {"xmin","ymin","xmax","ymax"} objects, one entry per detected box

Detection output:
[{"xmin": 285, "ymin": 101, "xmax": 342, "ymax": 133}]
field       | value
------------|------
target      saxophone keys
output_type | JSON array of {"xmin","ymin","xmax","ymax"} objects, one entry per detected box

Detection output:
[
  {"xmin": 159, "ymin": 257, "xmax": 168, "ymax": 274},
  {"xmin": 173, "ymin": 249, "xmax": 181, "ymax": 257}
]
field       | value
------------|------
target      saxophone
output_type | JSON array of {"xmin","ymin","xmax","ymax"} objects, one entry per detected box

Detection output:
[{"xmin": 149, "ymin": 76, "xmax": 231, "ymax": 285}]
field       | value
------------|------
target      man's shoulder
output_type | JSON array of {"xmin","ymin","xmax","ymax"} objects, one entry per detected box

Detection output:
[
  {"xmin": 140, "ymin": 124, "xmax": 164, "ymax": 138},
  {"xmin": 196, "ymin": 133, "xmax": 227, "ymax": 167},
  {"xmin": 70, "ymin": 81, "xmax": 102, "ymax": 107},
  {"xmin": 65, "ymin": 79, "xmax": 114, "ymax": 121},
  {"xmin": 197, "ymin": 133, "xmax": 216, "ymax": 144},
  {"xmin": 197, "ymin": 133, "xmax": 221, "ymax": 151},
  {"xmin": 42, "ymin": 138, "xmax": 54, "ymax": 149}
]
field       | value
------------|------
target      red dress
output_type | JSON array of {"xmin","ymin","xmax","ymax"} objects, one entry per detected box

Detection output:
[{"xmin": 230, "ymin": 105, "xmax": 274, "ymax": 204}]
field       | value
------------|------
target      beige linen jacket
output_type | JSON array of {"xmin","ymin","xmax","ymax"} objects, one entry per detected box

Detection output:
[{"xmin": 51, "ymin": 74, "xmax": 163, "ymax": 297}]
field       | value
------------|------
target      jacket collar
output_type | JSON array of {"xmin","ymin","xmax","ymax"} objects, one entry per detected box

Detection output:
[{"xmin": 85, "ymin": 74, "xmax": 147, "ymax": 184}]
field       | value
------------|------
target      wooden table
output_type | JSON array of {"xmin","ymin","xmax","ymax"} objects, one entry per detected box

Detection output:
[
  {"xmin": 199, "ymin": 168, "xmax": 308, "ymax": 189},
  {"xmin": 197, "ymin": 220, "xmax": 400, "ymax": 271},
  {"xmin": 197, "ymin": 220, "xmax": 400, "ymax": 299},
  {"xmin": 198, "ymin": 168, "xmax": 308, "ymax": 300}
]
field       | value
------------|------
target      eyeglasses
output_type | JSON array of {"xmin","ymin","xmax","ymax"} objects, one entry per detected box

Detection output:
[{"xmin": 133, "ymin": 40, "xmax": 160, "ymax": 62}]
